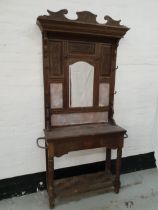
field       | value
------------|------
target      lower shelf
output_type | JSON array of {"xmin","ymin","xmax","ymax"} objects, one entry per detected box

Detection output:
[{"xmin": 54, "ymin": 171, "xmax": 114, "ymax": 198}]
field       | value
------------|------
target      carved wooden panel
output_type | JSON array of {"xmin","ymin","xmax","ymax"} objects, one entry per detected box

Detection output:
[
  {"xmin": 49, "ymin": 41, "xmax": 63, "ymax": 77},
  {"xmin": 51, "ymin": 112, "xmax": 108, "ymax": 126},
  {"xmin": 68, "ymin": 41, "xmax": 95, "ymax": 55},
  {"xmin": 99, "ymin": 44, "xmax": 112, "ymax": 76}
]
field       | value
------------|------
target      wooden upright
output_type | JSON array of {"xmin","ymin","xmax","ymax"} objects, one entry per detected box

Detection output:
[{"xmin": 36, "ymin": 9, "xmax": 129, "ymax": 208}]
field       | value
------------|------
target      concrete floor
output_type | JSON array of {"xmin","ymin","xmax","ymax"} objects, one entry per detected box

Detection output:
[{"xmin": 0, "ymin": 168, "xmax": 158, "ymax": 210}]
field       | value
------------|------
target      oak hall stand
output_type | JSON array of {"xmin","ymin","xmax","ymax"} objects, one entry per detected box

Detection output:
[{"xmin": 36, "ymin": 10, "xmax": 129, "ymax": 208}]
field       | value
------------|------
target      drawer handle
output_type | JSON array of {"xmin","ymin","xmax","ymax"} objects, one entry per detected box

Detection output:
[{"xmin": 36, "ymin": 137, "xmax": 47, "ymax": 149}]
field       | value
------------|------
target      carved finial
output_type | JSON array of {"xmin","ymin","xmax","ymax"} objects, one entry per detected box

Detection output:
[
  {"xmin": 47, "ymin": 9, "xmax": 68, "ymax": 21},
  {"xmin": 76, "ymin": 11, "xmax": 97, "ymax": 24},
  {"xmin": 104, "ymin": 15, "xmax": 121, "ymax": 26}
]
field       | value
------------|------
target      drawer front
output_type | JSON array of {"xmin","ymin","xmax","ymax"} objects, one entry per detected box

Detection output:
[{"xmin": 53, "ymin": 134, "xmax": 124, "ymax": 157}]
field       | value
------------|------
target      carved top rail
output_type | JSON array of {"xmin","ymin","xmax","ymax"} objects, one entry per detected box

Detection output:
[{"xmin": 37, "ymin": 9, "xmax": 129, "ymax": 38}]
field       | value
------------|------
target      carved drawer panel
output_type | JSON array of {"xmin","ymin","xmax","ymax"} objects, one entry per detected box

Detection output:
[
  {"xmin": 49, "ymin": 40, "xmax": 63, "ymax": 77},
  {"xmin": 99, "ymin": 44, "xmax": 112, "ymax": 76},
  {"xmin": 68, "ymin": 41, "xmax": 95, "ymax": 55}
]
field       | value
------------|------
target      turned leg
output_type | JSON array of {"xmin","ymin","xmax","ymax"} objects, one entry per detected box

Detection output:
[
  {"xmin": 45, "ymin": 147, "xmax": 48, "ymax": 191},
  {"xmin": 106, "ymin": 148, "xmax": 111, "ymax": 173},
  {"xmin": 114, "ymin": 147, "xmax": 122, "ymax": 193},
  {"xmin": 47, "ymin": 143, "xmax": 55, "ymax": 208}
]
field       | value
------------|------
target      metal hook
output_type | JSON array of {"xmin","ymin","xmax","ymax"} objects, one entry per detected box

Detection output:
[
  {"xmin": 124, "ymin": 133, "xmax": 128, "ymax": 138},
  {"xmin": 36, "ymin": 137, "xmax": 47, "ymax": 149},
  {"xmin": 113, "ymin": 66, "xmax": 118, "ymax": 72}
]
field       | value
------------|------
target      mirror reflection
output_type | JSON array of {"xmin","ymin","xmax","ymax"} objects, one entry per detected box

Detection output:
[{"xmin": 69, "ymin": 61, "xmax": 94, "ymax": 107}]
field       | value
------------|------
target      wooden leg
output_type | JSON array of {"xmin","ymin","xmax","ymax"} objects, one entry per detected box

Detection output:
[
  {"xmin": 106, "ymin": 148, "xmax": 111, "ymax": 173},
  {"xmin": 114, "ymin": 148, "xmax": 122, "ymax": 193},
  {"xmin": 47, "ymin": 144, "xmax": 55, "ymax": 208},
  {"xmin": 45, "ymin": 147, "xmax": 48, "ymax": 192}
]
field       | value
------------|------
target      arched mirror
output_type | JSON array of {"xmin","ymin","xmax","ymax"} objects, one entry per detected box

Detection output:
[{"xmin": 69, "ymin": 61, "xmax": 94, "ymax": 108}]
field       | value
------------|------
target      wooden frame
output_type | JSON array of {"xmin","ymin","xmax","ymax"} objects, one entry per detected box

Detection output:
[{"xmin": 37, "ymin": 9, "xmax": 129, "ymax": 208}]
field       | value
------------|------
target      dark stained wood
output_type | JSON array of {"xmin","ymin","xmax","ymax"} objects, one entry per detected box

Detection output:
[
  {"xmin": 37, "ymin": 10, "xmax": 129, "ymax": 39},
  {"xmin": 44, "ymin": 123, "xmax": 126, "ymax": 157},
  {"xmin": 99, "ymin": 77, "xmax": 110, "ymax": 83},
  {"xmin": 51, "ymin": 106, "xmax": 109, "ymax": 114},
  {"xmin": 63, "ymin": 40, "xmax": 69, "ymax": 109},
  {"xmin": 48, "ymin": 133, "xmax": 124, "ymax": 158},
  {"xmin": 76, "ymin": 11, "xmax": 98, "ymax": 24},
  {"xmin": 104, "ymin": 15, "xmax": 122, "ymax": 26},
  {"xmin": 106, "ymin": 148, "xmax": 111, "ymax": 172},
  {"xmin": 108, "ymin": 42, "xmax": 117, "ymax": 124},
  {"xmin": 42, "ymin": 32, "xmax": 51, "ymax": 129},
  {"xmin": 46, "ymin": 9, "xmax": 124, "ymax": 27},
  {"xmin": 45, "ymin": 123, "xmax": 126, "ymax": 140},
  {"xmin": 49, "ymin": 40, "xmax": 63, "ymax": 77},
  {"xmin": 99, "ymin": 44, "xmax": 112, "ymax": 76},
  {"xmin": 47, "ymin": 144, "xmax": 55, "ymax": 208},
  {"xmin": 68, "ymin": 41, "xmax": 95, "ymax": 55},
  {"xmin": 114, "ymin": 148, "xmax": 122, "ymax": 193},
  {"xmin": 47, "ymin": 9, "xmax": 69, "ymax": 21},
  {"xmin": 36, "ymin": 9, "xmax": 129, "ymax": 208},
  {"xmin": 67, "ymin": 55, "xmax": 95, "ymax": 65},
  {"xmin": 54, "ymin": 171, "xmax": 114, "ymax": 198}
]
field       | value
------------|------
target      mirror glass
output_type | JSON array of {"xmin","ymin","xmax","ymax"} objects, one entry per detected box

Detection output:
[{"xmin": 69, "ymin": 61, "xmax": 94, "ymax": 107}]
